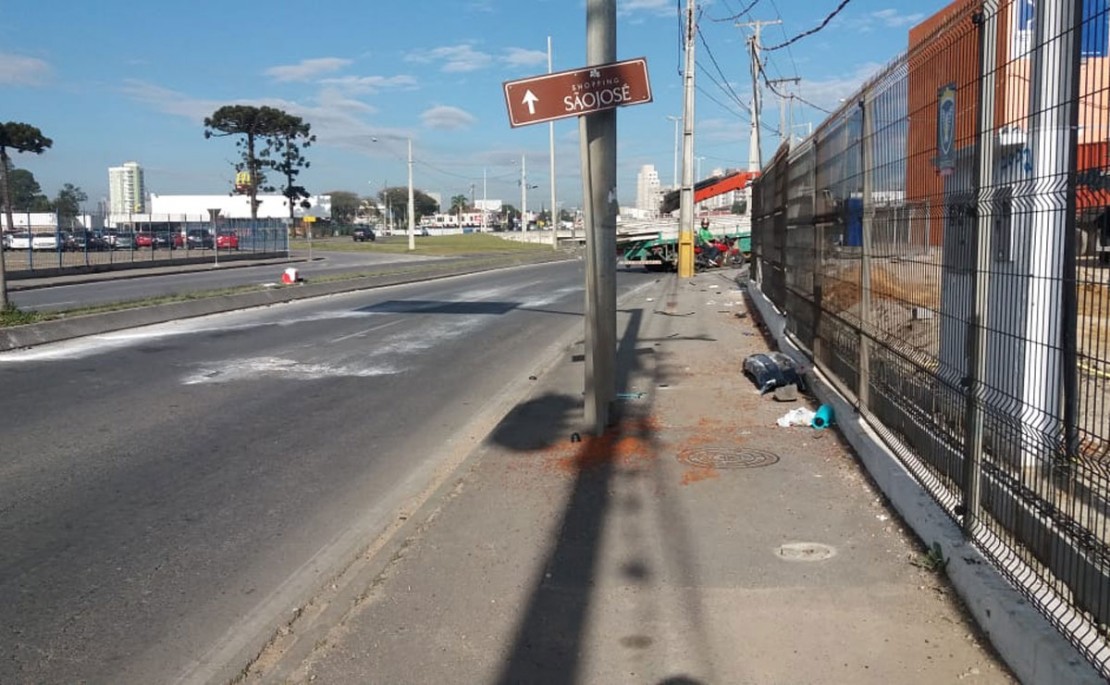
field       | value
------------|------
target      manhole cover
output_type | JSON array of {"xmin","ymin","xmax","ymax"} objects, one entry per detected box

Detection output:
[
  {"xmin": 775, "ymin": 542, "xmax": 837, "ymax": 562},
  {"xmin": 677, "ymin": 447, "xmax": 780, "ymax": 469}
]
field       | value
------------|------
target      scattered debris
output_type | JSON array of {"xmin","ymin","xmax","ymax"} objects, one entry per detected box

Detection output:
[
  {"xmin": 773, "ymin": 384, "xmax": 799, "ymax": 402},
  {"xmin": 743, "ymin": 352, "xmax": 806, "ymax": 395},
  {"xmin": 777, "ymin": 407, "xmax": 816, "ymax": 427},
  {"xmin": 812, "ymin": 404, "xmax": 835, "ymax": 429}
]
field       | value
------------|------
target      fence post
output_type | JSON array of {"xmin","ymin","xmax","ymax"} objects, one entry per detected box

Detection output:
[
  {"xmin": 963, "ymin": 1, "xmax": 999, "ymax": 536},
  {"xmin": 858, "ymin": 97, "xmax": 874, "ymax": 409}
]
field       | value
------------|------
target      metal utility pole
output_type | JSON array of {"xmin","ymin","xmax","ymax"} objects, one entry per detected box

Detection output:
[
  {"xmin": 520, "ymin": 154, "xmax": 527, "ymax": 231},
  {"xmin": 481, "ymin": 168, "xmax": 487, "ymax": 232},
  {"xmin": 738, "ymin": 19, "xmax": 780, "ymax": 170},
  {"xmin": 548, "ymin": 36, "xmax": 559, "ymax": 249},
  {"xmin": 407, "ymin": 138, "xmax": 415, "ymax": 251},
  {"xmin": 581, "ymin": 0, "xmax": 618, "ymax": 433},
  {"xmin": 677, "ymin": 0, "xmax": 697, "ymax": 278},
  {"xmin": 768, "ymin": 77, "xmax": 800, "ymax": 146}
]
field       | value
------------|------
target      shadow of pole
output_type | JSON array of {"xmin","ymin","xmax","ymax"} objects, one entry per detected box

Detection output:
[{"xmin": 495, "ymin": 308, "xmax": 646, "ymax": 685}]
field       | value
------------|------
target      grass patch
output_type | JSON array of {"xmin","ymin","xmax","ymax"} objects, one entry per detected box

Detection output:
[
  {"xmin": 1, "ymin": 304, "xmax": 44, "ymax": 327},
  {"xmin": 294, "ymin": 233, "xmax": 551, "ymax": 256}
]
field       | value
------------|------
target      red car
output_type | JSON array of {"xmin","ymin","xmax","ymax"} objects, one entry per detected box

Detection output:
[{"xmin": 216, "ymin": 232, "xmax": 239, "ymax": 250}]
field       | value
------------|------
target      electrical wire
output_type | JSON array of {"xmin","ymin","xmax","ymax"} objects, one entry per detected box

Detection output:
[
  {"xmin": 696, "ymin": 24, "xmax": 750, "ymax": 112},
  {"xmin": 764, "ymin": 0, "xmax": 853, "ymax": 51},
  {"xmin": 711, "ymin": 0, "xmax": 762, "ymax": 23}
]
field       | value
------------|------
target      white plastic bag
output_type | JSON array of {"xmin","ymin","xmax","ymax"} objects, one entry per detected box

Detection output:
[{"xmin": 776, "ymin": 407, "xmax": 816, "ymax": 427}]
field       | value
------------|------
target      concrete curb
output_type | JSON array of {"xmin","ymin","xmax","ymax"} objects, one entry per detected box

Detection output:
[
  {"xmin": 1, "ymin": 252, "xmax": 576, "ymax": 352},
  {"xmin": 745, "ymin": 279, "xmax": 1103, "ymax": 685}
]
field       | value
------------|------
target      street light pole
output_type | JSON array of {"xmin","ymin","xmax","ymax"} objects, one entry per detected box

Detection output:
[
  {"xmin": 548, "ymin": 35, "xmax": 558, "ymax": 249},
  {"xmin": 407, "ymin": 137, "xmax": 415, "ymax": 250},
  {"xmin": 667, "ymin": 115, "xmax": 680, "ymax": 188},
  {"xmin": 520, "ymin": 153, "xmax": 527, "ymax": 231}
]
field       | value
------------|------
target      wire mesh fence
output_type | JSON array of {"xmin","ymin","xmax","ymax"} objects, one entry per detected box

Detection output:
[
  {"xmin": 751, "ymin": 0, "xmax": 1110, "ymax": 674},
  {"xmin": 1, "ymin": 213, "xmax": 289, "ymax": 276}
]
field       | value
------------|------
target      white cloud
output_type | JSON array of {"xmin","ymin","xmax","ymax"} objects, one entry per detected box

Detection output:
[
  {"xmin": 319, "ymin": 74, "xmax": 418, "ymax": 94},
  {"xmin": 119, "ymin": 79, "xmax": 413, "ymax": 155},
  {"xmin": 406, "ymin": 44, "xmax": 492, "ymax": 72},
  {"xmin": 265, "ymin": 57, "xmax": 352, "ymax": 82},
  {"xmin": 798, "ymin": 63, "xmax": 887, "ymax": 112},
  {"xmin": 421, "ymin": 105, "xmax": 477, "ymax": 130},
  {"xmin": 502, "ymin": 48, "xmax": 548, "ymax": 68},
  {"xmin": 866, "ymin": 9, "xmax": 926, "ymax": 29},
  {"xmin": 0, "ymin": 53, "xmax": 52, "ymax": 86}
]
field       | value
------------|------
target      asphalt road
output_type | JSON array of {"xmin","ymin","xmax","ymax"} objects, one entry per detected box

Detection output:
[
  {"xmin": 9, "ymin": 249, "xmax": 442, "ymax": 311},
  {"xmin": 0, "ymin": 260, "xmax": 656, "ymax": 684}
]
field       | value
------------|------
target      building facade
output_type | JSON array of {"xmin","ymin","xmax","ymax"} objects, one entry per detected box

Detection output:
[
  {"xmin": 635, "ymin": 164, "xmax": 662, "ymax": 216},
  {"xmin": 108, "ymin": 161, "xmax": 146, "ymax": 214}
]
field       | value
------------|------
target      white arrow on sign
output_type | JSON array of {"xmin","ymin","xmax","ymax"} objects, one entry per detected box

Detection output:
[{"xmin": 522, "ymin": 90, "xmax": 539, "ymax": 115}]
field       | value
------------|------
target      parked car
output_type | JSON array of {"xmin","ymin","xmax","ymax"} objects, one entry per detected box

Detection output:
[
  {"xmin": 71, "ymin": 230, "xmax": 110, "ymax": 251},
  {"xmin": 216, "ymin": 231, "xmax": 239, "ymax": 250},
  {"xmin": 179, "ymin": 229, "xmax": 213, "ymax": 249},
  {"xmin": 111, "ymin": 233, "xmax": 135, "ymax": 250},
  {"xmin": 352, "ymin": 227, "xmax": 376, "ymax": 242},
  {"xmin": 8, "ymin": 233, "xmax": 31, "ymax": 250},
  {"xmin": 31, "ymin": 232, "xmax": 61, "ymax": 250},
  {"xmin": 2, "ymin": 233, "xmax": 12, "ymax": 250},
  {"xmin": 136, "ymin": 231, "xmax": 174, "ymax": 249}
]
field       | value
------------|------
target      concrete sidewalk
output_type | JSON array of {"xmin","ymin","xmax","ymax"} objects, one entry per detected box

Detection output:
[{"xmin": 246, "ymin": 268, "xmax": 1019, "ymax": 684}]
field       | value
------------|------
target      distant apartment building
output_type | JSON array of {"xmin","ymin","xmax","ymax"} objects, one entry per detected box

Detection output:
[
  {"xmin": 635, "ymin": 164, "xmax": 662, "ymax": 216},
  {"xmin": 108, "ymin": 161, "xmax": 146, "ymax": 214}
]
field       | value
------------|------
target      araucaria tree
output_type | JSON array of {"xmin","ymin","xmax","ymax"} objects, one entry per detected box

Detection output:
[
  {"xmin": 0, "ymin": 122, "xmax": 53, "ymax": 309},
  {"xmin": 203, "ymin": 105, "xmax": 287, "ymax": 220},
  {"xmin": 264, "ymin": 112, "xmax": 315, "ymax": 221}
]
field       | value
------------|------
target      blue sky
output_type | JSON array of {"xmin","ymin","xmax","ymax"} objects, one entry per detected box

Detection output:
[{"xmin": 1, "ymin": 0, "xmax": 950, "ymax": 212}]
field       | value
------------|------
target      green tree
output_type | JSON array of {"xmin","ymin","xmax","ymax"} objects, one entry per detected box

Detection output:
[
  {"xmin": 264, "ymin": 112, "xmax": 315, "ymax": 221},
  {"xmin": 0, "ymin": 121, "xmax": 53, "ymax": 309},
  {"xmin": 379, "ymin": 186, "xmax": 438, "ymax": 224},
  {"xmin": 449, "ymin": 194, "xmax": 469, "ymax": 216},
  {"xmin": 54, "ymin": 183, "xmax": 88, "ymax": 228},
  {"xmin": 5, "ymin": 164, "xmax": 50, "ymax": 210},
  {"xmin": 204, "ymin": 105, "xmax": 286, "ymax": 220},
  {"xmin": 328, "ymin": 190, "xmax": 361, "ymax": 224}
]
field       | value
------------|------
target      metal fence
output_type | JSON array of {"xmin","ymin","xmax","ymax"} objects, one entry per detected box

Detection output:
[
  {"xmin": 751, "ymin": 0, "xmax": 1110, "ymax": 674},
  {"xmin": 1, "ymin": 213, "xmax": 289, "ymax": 277}
]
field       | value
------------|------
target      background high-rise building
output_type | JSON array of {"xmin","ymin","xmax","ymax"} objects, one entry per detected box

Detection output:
[
  {"xmin": 108, "ymin": 161, "xmax": 146, "ymax": 214},
  {"xmin": 635, "ymin": 164, "xmax": 662, "ymax": 216}
]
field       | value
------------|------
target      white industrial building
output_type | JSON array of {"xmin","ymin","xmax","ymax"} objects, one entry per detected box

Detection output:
[{"xmin": 104, "ymin": 194, "xmax": 332, "ymax": 227}]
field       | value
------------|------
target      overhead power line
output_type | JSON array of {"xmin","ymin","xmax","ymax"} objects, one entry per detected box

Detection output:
[
  {"xmin": 712, "ymin": 0, "xmax": 762, "ymax": 23},
  {"xmin": 764, "ymin": 0, "xmax": 852, "ymax": 51}
]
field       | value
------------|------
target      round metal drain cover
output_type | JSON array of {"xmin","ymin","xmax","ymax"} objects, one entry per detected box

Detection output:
[
  {"xmin": 776, "ymin": 542, "xmax": 837, "ymax": 562},
  {"xmin": 677, "ymin": 447, "xmax": 780, "ymax": 469}
]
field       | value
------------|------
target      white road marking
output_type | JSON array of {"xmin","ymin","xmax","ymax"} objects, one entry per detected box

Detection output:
[
  {"xmin": 181, "ymin": 357, "xmax": 401, "ymax": 385},
  {"xmin": 328, "ymin": 319, "xmax": 404, "ymax": 344}
]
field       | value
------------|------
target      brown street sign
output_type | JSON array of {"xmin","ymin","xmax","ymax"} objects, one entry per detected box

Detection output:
[{"xmin": 503, "ymin": 57, "xmax": 652, "ymax": 128}]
